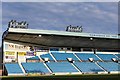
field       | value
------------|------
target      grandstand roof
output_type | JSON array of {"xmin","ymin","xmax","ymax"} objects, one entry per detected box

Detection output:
[{"xmin": 3, "ymin": 28, "xmax": 120, "ymax": 49}]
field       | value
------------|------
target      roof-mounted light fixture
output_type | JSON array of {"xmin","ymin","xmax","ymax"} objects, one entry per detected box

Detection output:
[
  {"xmin": 39, "ymin": 35, "xmax": 42, "ymax": 37},
  {"xmin": 90, "ymin": 37, "xmax": 93, "ymax": 41}
]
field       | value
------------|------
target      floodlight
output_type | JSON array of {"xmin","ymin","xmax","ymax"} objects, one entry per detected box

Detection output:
[
  {"xmin": 39, "ymin": 35, "xmax": 42, "ymax": 37},
  {"xmin": 90, "ymin": 38, "xmax": 93, "ymax": 41}
]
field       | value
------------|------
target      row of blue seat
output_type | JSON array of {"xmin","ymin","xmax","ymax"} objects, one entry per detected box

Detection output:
[
  {"xmin": 40, "ymin": 52, "xmax": 119, "ymax": 61},
  {"xmin": 4, "ymin": 61, "xmax": 119, "ymax": 74}
]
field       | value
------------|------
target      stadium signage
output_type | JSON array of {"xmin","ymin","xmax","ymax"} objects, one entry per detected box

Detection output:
[
  {"xmin": 8, "ymin": 44, "xmax": 28, "ymax": 50},
  {"xmin": 5, "ymin": 51, "xmax": 15, "ymax": 60},
  {"xmin": 66, "ymin": 25, "xmax": 83, "ymax": 32},
  {"xmin": 18, "ymin": 52, "xmax": 26, "ymax": 56},
  {"xmin": 5, "ymin": 51, "xmax": 15, "ymax": 56},
  {"xmin": 5, "ymin": 43, "xmax": 29, "ymax": 51},
  {"xmin": 8, "ymin": 20, "xmax": 28, "ymax": 29},
  {"xmin": 89, "ymin": 34, "xmax": 118, "ymax": 38},
  {"xmin": 26, "ymin": 51, "xmax": 34, "ymax": 56}
]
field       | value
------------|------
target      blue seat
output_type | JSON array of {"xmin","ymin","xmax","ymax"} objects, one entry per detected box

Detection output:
[
  {"xmin": 75, "ymin": 53, "xmax": 100, "ymax": 61},
  {"xmin": 74, "ymin": 62, "xmax": 104, "ymax": 73},
  {"xmin": 52, "ymin": 52, "xmax": 78, "ymax": 61},
  {"xmin": 22, "ymin": 62, "xmax": 49, "ymax": 73},
  {"xmin": 97, "ymin": 54, "xmax": 117, "ymax": 61},
  {"xmin": 5, "ymin": 63, "xmax": 23, "ymax": 74},
  {"xmin": 46, "ymin": 62, "xmax": 78, "ymax": 73},
  {"xmin": 98, "ymin": 62, "xmax": 119, "ymax": 72},
  {"xmin": 26, "ymin": 56, "xmax": 39, "ymax": 60},
  {"xmin": 40, "ymin": 53, "xmax": 54, "ymax": 61}
]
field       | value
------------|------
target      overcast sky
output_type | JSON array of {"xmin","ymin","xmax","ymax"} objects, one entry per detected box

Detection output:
[{"xmin": 1, "ymin": 1, "xmax": 119, "ymax": 46}]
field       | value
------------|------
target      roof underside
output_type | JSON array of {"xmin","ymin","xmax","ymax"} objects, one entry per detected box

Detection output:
[{"xmin": 3, "ymin": 28, "xmax": 120, "ymax": 49}]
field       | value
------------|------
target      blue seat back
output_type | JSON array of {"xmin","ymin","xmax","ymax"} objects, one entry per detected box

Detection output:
[
  {"xmin": 52, "ymin": 52, "xmax": 78, "ymax": 61},
  {"xmin": 74, "ymin": 62, "xmax": 104, "ymax": 73},
  {"xmin": 46, "ymin": 62, "xmax": 78, "ymax": 73},
  {"xmin": 22, "ymin": 62, "xmax": 49, "ymax": 73},
  {"xmin": 75, "ymin": 53, "xmax": 100, "ymax": 61},
  {"xmin": 5, "ymin": 63, "xmax": 23, "ymax": 74}
]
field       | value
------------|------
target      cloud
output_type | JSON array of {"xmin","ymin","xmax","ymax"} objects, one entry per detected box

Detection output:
[
  {"xmin": 2, "ymin": 2, "xmax": 118, "ymax": 34},
  {"xmin": 1, "ymin": 0, "xmax": 119, "ymax": 2}
]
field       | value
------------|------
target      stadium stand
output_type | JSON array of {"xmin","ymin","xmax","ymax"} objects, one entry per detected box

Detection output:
[
  {"xmin": 21, "ymin": 62, "xmax": 50, "ymax": 74},
  {"xmin": 4, "ymin": 52, "xmax": 120, "ymax": 75},
  {"xmin": 75, "ymin": 53, "xmax": 100, "ymax": 61},
  {"xmin": 97, "ymin": 54, "xmax": 118, "ymax": 61},
  {"xmin": 98, "ymin": 62, "xmax": 120, "ymax": 73},
  {"xmin": 46, "ymin": 62, "xmax": 78, "ymax": 73},
  {"xmin": 51, "ymin": 52, "xmax": 78, "ymax": 61},
  {"xmin": 5, "ymin": 63, "xmax": 24, "ymax": 76},
  {"xmin": 74, "ymin": 62, "xmax": 104, "ymax": 73}
]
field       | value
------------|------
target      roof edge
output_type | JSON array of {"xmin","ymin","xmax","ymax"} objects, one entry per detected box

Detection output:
[{"xmin": 8, "ymin": 28, "xmax": 119, "ymax": 39}]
